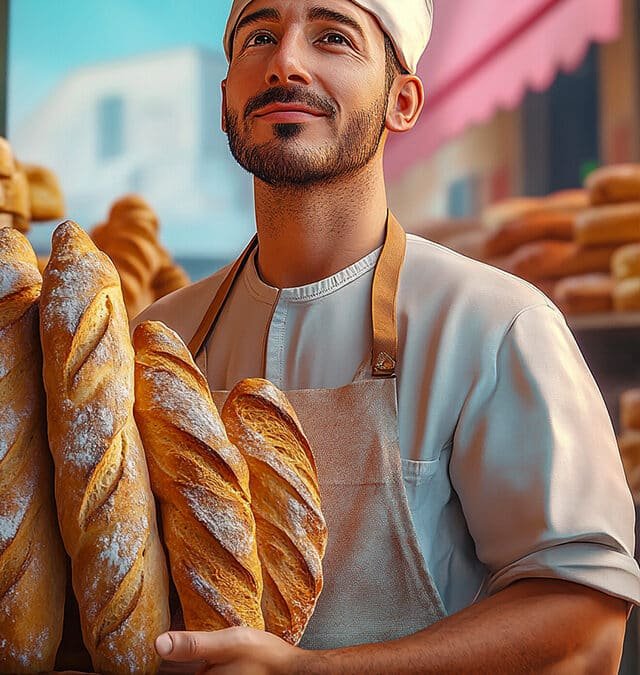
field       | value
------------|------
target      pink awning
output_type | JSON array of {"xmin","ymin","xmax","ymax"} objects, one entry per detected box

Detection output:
[{"xmin": 385, "ymin": 0, "xmax": 622, "ymax": 180}]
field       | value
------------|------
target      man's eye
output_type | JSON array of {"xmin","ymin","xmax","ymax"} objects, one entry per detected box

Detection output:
[
  {"xmin": 246, "ymin": 33, "xmax": 276, "ymax": 47},
  {"xmin": 320, "ymin": 33, "xmax": 351, "ymax": 47}
]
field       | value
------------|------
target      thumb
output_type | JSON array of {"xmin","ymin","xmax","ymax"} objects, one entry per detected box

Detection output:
[{"xmin": 155, "ymin": 631, "xmax": 206, "ymax": 662}]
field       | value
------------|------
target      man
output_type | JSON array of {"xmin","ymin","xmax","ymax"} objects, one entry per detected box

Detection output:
[{"xmin": 134, "ymin": 0, "xmax": 640, "ymax": 672}]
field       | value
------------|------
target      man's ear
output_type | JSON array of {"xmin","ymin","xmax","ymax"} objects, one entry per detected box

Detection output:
[
  {"xmin": 221, "ymin": 79, "xmax": 228, "ymax": 133},
  {"xmin": 385, "ymin": 75, "xmax": 425, "ymax": 134}
]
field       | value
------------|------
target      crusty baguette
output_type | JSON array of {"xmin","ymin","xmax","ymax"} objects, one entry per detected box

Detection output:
[
  {"xmin": 21, "ymin": 162, "xmax": 65, "ymax": 222},
  {"xmin": 613, "ymin": 277, "xmax": 640, "ymax": 312},
  {"xmin": 574, "ymin": 202, "xmax": 640, "ymax": 246},
  {"xmin": 484, "ymin": 210, "xmax": 575, "ymax": 258},
  {"xmin": 586, "ymin": 164, "xmax": 640, "ymax": 206},
  {"xmin": 132, "ymin": 320, "xmax": 263, "ymax": 632},
  {"xmin": 505, "ymin": 240, "xmax": 618, "ymax": 281},
  {"xmin": 552, "ymin": 274, "xmax": 614, "ymax": 315},
  {"xmin": 151, "ymin": 255, "xmax": 190, "ymax": 300},
  {"xmin": 611, "ymin": 243, "xmax": 640, "ymax": 281},
  {"xmin": 91, "ymin": 195, "xmax": 165, "ymax": 318},
  {"xmin": 221, "ymin": 379, "xmax": 327, "ymax": 645},
  {"xmin": 39, "ymin": 221, "xmax": 170, "ymax": 675},
  {"xmin": 0, "ymin": 228, "xmax": 66, "ymax": 673}
]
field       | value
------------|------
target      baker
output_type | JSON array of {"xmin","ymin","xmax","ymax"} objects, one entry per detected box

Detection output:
[{"xmin": 133, "ymin": 0, "xmax": 640, "ymax": 671}]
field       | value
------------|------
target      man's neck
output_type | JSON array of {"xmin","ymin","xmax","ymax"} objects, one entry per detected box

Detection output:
[{"xmin": 253, "ymin": 162, "xmax": 388, "ymax": 289}]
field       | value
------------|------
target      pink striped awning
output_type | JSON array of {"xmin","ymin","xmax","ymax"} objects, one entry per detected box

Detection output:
[{"xmin": 385, "ymin": 0, "xmax": 622, "ymax": 180}]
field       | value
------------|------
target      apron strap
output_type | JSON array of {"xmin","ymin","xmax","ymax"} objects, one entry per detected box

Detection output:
[
  {"xmin": 187, "ymin": 212, "xmax": 407, "ymax": 378},
  {"xmin": 187, "ymin": 235, "xmax": 258, "ymax": 357}
]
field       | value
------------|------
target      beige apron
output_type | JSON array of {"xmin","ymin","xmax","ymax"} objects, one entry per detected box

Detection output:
[{"xmin": 184, "ymin": 212, "xmax": 446, "ymax": 651}]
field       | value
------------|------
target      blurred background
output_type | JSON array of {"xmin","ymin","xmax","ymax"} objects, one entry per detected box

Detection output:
[{"xmin": 1, "ymin": 0, "xmax": 640, "ymax": 672}]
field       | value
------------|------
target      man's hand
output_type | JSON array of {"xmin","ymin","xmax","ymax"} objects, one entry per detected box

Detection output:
[{"xmin": 155, "ymin": 626, "xmax": 302, "ymax": 675}]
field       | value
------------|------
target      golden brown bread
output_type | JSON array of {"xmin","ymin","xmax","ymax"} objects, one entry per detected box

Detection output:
[
  {"xmin": 574, "ymin": 202, "xmax": 640, "ymax": 246},
  {"xmin": 0, "ymin": 229, "xmax": 66, "ymax": 673},
  {"xmin": 39, "ymin": 221, "xmax": 170, "ymax": 674},
  {"xmin": 613, "ymin": 277, "xmax": 640, "ymax": 312},
  {"xmin": 221, "ymin": 379, "xmax": 327, "ymax": 645},
  {"xmin": 132, "ymin": 320, "xmax": 263, "ymax": 632},
  {"xmin": 484, "ymin": 210, "xmax": 575, "ymax": 258},
  {"xmin": 0, "ymin": 170, "xmax": 30, "ymax": 223},
  {"xmin": 151, "ymin": 256, "xmax": 190, "ymax": 301},
  {"xmin": 21, "ymin": 163, "xmax": 65, "ymax": 221},
  {"xmin": 552, "ymin": 274, "xmax": 614, "ymax": 315},
  {"xmin": 91, "ymin": 195, "xmax": 166, "ymax": 318},
  {"xmin": 505, "ymin": 240, "xmax": 618, "ymax": 281},
  {"xmin": 617, "ymin": 430, "xmax": 640, "ymax": 502},
  {"xmin": 586, "ymin": 164, "xmax": 640, "ymax": 206},
  {"xmin": 543, "ymin": 188, "xmax": 590, "ymax": 212},
  {"xmin": 611, "ymin": 243, "xmax": 640, "ymax": 280},
  {"xmin": 0, "ymin": 139, "xmax": 14, "ymax": 179},
  {"xmin": 620, "ymin": 389, "xmax": 640, "ymax": 431},
  {"xmin": 481, "ymin": 197, "xmax": 542, "ymax": 231}
]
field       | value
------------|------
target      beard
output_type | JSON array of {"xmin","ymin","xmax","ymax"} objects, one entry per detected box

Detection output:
[{"xmin": 225, "ymin": 85, "xmax": 388, "ymax": 188}]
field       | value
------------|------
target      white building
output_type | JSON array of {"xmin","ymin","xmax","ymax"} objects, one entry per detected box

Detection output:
[{"xmin": 11, "ymin": 47, "xmax": 254, "ymax": 263}]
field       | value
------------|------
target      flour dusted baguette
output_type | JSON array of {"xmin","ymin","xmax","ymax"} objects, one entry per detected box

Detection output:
[
  {"xmin": 132, "ymin": 320, "xmax": 263, "ymax": 631},
  {"xmin": 0, "ymin": 229, "xmax": 66, "ymax": 673},
  {"xmin": 39, "ymin": 221, "xmax": 169, "ymax": 674},
  {"xmin": 221, "ymin": 379, "xmax": 327, "ymax": 645}
]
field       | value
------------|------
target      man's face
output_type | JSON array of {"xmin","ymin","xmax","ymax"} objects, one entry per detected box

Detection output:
[{"xmin": 223, "ymin": 0, "xmax": 391, "ymax": 187}]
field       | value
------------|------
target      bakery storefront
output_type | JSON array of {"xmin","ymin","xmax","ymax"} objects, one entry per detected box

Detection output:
[{"xmin": 1, "ymin": 0, "xmax": 640, "ymax": 672}]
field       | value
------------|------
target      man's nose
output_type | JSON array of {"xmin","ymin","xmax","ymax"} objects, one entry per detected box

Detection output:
[{"xmin": 265, "ymin": 33, "xmax": 312, "ymax": 86}]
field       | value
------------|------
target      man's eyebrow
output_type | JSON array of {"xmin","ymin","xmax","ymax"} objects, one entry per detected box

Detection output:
[
  {"xmin": 234, "ymin": 7, "xmax": 281, "ymax": 36},
  {"xmin": 308, "ymin": 6, "xmax": 365, "ymax": 40}
]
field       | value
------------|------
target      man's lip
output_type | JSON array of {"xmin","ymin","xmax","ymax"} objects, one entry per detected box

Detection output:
[{"xmin": 253, "ymin": 104, "xmax": 327, "ymax": 118}]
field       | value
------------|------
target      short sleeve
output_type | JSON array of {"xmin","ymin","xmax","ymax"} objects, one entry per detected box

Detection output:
[{"xmin": 450, "ymin": 303, "xmax": 640, "ymax": 605}]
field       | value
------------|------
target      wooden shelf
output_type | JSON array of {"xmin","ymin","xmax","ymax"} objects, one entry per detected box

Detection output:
[{"xmin": 567, "ymin": 311, "xmax": 640, "ymax": 332}]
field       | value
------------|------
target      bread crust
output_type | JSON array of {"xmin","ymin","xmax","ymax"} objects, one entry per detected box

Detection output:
[
  {"xmin": 552, "ymin": 274, "xmax": 614, "ymax": 315},
  {"xmin": 132, "ymin": 320, "xmax": 264, "ymax": 632},
  {"xmin": 574, "ymin": 203, "xmax": 640, "ymax": 246},
  {"xmin": 222, "ymin": 378, "xmax": 327, "ymax": 645},
  {"xmin": 586, "ymin": 164, "xmax": 640, "ymax": 206},
  {"xmin": 40, "ymin": 221, "xmax": 170, "ymax": 675},
  {"xmin": 0, "ymin": 228, "xmax": 66, "ymax": 673}
]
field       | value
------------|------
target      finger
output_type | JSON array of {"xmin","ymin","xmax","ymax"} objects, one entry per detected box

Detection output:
[{"xmin": 155, "ymin": 630, "xmax": 238, "ymax": 663}]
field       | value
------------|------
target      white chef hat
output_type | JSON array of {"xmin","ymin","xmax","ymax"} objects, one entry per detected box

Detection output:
[{"xmin": 223, "ymin": 0, "xmax": 434, "ymax": 74}]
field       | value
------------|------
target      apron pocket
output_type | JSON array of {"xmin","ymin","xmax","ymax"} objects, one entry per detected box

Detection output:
[{"xmin": 401, "ymin": 440, "xmax": 453, "ymax": 485}]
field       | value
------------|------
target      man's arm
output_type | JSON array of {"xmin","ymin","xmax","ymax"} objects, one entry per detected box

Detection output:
[{"xmin": 156, "ymin": 578, "xmax": 629, "ymax": 674}]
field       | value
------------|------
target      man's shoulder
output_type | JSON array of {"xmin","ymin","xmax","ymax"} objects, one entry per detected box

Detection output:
[
  {"xmin": 129, "ymin": 262, "xmax": 232, "ymax": 343},
  {"xmin": 403, "ymin": 233, "xmax": 555, "ymax": 321}
]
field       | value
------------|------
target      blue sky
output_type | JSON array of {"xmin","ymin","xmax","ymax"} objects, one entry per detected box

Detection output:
[{"xmin": 8, "ymin": 0, "xmax": 235, "ymax": 132}]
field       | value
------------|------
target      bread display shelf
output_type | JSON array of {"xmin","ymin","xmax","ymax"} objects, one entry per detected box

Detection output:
[{"xmin": 567, "ymin": 311, "xmax": 640, "ymax": 331}]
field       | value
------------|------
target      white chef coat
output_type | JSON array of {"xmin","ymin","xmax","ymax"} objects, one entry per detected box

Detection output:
[{"xmin": 133, "ymin": 233, "xmax": 640, "ymax": 615}]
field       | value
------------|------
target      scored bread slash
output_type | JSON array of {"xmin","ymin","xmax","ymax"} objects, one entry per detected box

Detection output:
[
  {"xmin": 0, "ymin": 228, "xmax": 66, "ymax": 673},
  {"xmin": 132, "ymin": 319, "xmax": 264, "ymax": 632},
  {"xmin": 39, "ymin": 220, "xmax": 170, "ymax": 675},
  {"xmin": 221, "ymin": 378, "xmax": 327, "ymax": 645}
]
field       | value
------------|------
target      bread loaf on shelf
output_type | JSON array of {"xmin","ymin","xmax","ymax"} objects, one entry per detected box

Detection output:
[
  {"xmin": 222, "ymin": 379, "xmax": 327, "ymax": 645},
  {"xmin": 574, "ymin": 202, "xmax": 640, "ymax": 246},
  {"xmin": 506, "ymin": 240, "xmax": 617, "ymax": 281},
  {"xmin": 91, "ymin": 195, "xmax": 166, "ymax": 318},
  {"xmin": 0, "ymin": 228, "xmax": 66, "ymax": 673},
  {"xmin": 552, "ymin": 274, "xmax": 614, "ymax": 315},
  {"xmin": 586, "ymin": 164, "xmax": 640, "ymax": 206},
  {"xmin": 620, "ymin": 389, "xmax": 640, "ymax": 431},
  {"xmin": 39, "ymin": 221, "xmax": 170, "ymax": 675},
  {"xmin": 21, "ymin": 163, "xmax": 65, "ymax": 222},
  {"xmin": 484, "ymin": 210, "xmax": 575, "ymax": 258},
  {"xmin": 132, "ymin": 320, "xmax": 264, "ymax": 632},
  {"xmin": 613, "ymin": 277, "xmax": 640, "ymax": 312},
  {"xmin": 611, "ymin": 243, "xmax": 640, "ymax": 281}
]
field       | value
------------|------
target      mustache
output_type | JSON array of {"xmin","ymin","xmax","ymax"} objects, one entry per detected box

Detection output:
[{"xmin": 244, "ymin": 86, "xmax": 337, "ymax": 118}]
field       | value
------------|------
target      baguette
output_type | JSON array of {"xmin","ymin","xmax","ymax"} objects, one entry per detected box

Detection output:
[
  {"xmin": 574, "ymin": 202, "xmax": 640, "ymax": 246},
  {"xmin": 221, "ymin": 378, "xmax": 327, "ymax": 645},
  {"xmin": 552, "ymin": 274, "xmax": 614, "ymax": 315},
  {"xmin": 21, "ymin": 163, "xmax": 65, "ymax": 222},
  {"xmin": 506, "ymin": 241, "xmax": 617, "ymax": 281},
  {"xmin": 586, "ymin": 164, "xmax": 640, "ymax": 205},
  {"xmin": 611, "ymin": 243, "xmax": 640, "ymax": 281},
  {"xmin": 91, "ymin": 195, "xmax": 165, "ymax": 318},
  {"xmin": 0, "ymin": 229, "xmax": 66, "ymax": 673},
  {"xmin": 132, "ymin": 320, "xmax": 264, "ymax": 632},
  {"xmin": 620, "ymin": 389, "xmax": 640, "ymax": 431},
  {"xmin": 39, "ymin": 221, "xmax": 170, "ymax": 674}
]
